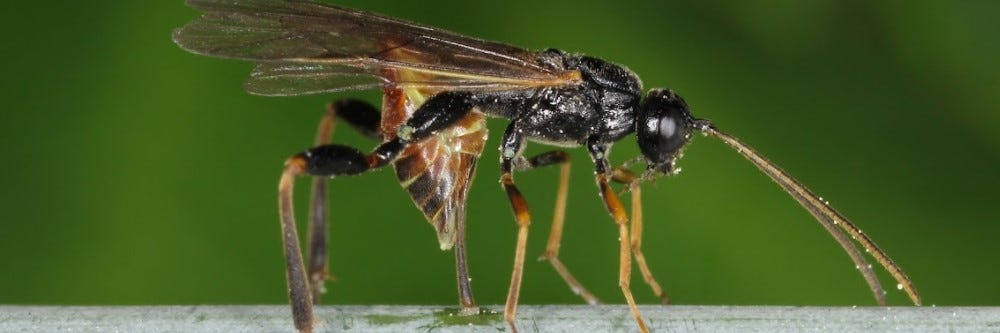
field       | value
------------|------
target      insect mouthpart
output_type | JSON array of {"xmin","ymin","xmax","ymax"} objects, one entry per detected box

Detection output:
[{"xmin": 646, "ymin": 157, "xmax": 682, "ymax": 177}]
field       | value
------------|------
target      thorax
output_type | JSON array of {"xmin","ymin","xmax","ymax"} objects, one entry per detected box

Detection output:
[{"xmin": 471, "ymin": 52, "xmax": 644, "ymax": 147}]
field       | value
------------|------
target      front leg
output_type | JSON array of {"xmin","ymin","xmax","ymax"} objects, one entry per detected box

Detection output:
[
  {"xmin": 609, "ymin": 168, "xmax": 669, "ymax": 304},
  {"xmin": 587, "ymin": 138, "xmax": 650, "ymax": 333},
  {"xmin": 278, "ymin": 92, "xmax": 475, "ymax": 333}
]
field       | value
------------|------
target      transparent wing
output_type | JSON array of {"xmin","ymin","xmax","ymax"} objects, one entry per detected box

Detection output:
[
  {"xmin": 244, "ymin": 63, "xmax": 382, "ymax": 96},
  {"xmin": 173, "ymin": 0, "xmax": 580, "ymax": 95},
  {"xmin": 245, "ymin": 63, "xmax": 544, "ymax": 96}
]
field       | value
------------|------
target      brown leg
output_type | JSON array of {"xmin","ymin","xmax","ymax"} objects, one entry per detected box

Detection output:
[
  {"xmin": 278, "ymin": 94, "xmax": 479, "ymax": 332},
  {"xmin": 279, "ymin": 158, "xmax": 315, "ymax": 333},
  {"xmin": 278, "ymin": 141, "xmax": 401, "ymax": 333},
  {"xmin": 305, "ymin": 104, "xmax": 336, "ymax": 303},
  {"xmin": 612, "ymin": 169, "xmax": 669, "ymax": 304},
  {"xmin": 518, "ymin": 151, "xmax": 601, "ymax": 305},
  {"xmin": 305, "ymin": 100, "xmax": 382, "ymax": 304},
  {"xmin": 279, "ymin": 100, "xmax": 384, "ymax": 332},
  {"xmin": 454, "ymin": 214, "xmax": 478, "ymax": 314},
  {"xmin": 588, "ymin": 140, "xmax": 649, "ymax": 333},
  {"xmin": 497, "ymin": 124, "xmax": 535, "ymax": 333},
  {"xmin": 629, "ymin": 185, "xmax": 670, "ymax": 304},
  {"xmin": 598, "ymin": 174, "xmax": 650, "ymax": 333},
  {"xmin": 501, "ymin": 172, "xmax": 531, "ymax": 333}
]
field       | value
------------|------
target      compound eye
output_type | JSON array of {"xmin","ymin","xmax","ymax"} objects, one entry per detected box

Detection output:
[{"xmin": 637, "ymin": 90, "xmax": 692, "ymax": 167}]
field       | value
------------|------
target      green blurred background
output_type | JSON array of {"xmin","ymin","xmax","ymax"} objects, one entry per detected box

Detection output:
[{"xmin": 1, "ymin": 0, "xmax": 997, "ymax": 308}]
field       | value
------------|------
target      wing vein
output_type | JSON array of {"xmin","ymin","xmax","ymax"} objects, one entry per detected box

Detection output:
[{"xmin": 173, "ymin": 0, "xmax": 579, "ymax": 95}]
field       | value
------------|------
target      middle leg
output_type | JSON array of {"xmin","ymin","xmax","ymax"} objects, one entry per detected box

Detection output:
[{"xmin": 519, "ymin": 151, "xmax": 602, "ymax": 305}]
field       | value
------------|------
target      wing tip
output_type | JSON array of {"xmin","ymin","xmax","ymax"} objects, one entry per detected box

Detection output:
[
  {"xmin": 171, "ymin": 25, "xmax": 218, "ymax": 59},
  {"xmin": 170, "ymin": 27, "xmax": 188, "ymax": 49}
]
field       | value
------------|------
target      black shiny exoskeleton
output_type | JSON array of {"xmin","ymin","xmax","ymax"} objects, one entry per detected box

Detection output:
[
  {"xmin": 173, "ymin": 1, "xmax": 921, "ymax": 333},
  {"xmin": 358, "ymin": 50, "xmax": 661, "ymax": 171}
]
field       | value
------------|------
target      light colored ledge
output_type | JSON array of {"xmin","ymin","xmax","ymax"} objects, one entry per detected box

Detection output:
[{"xmin": 1, "ymin": 305, "xmax": 995, "ymax": 332}]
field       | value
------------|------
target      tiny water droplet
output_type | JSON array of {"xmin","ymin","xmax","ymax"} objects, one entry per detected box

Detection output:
[{"xmin": 896, "ymin": 283, "xmax": 903, "ymax": 290}]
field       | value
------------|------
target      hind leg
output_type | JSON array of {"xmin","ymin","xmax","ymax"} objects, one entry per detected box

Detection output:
[
  {"xmin": 305, "ymin": 99, "xmax": 382, "ymax": 303},
  {"xmin": 279, "ymin": 92, "xmax": 475, "ymax": 333}
]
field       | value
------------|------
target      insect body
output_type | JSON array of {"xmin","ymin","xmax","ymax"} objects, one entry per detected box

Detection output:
[{"xmin": 173, "ymin": 1, "xmax": 921, "ymax": 332}]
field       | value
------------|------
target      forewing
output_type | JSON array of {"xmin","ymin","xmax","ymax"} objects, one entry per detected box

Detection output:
[
  {"xmin": 245, "ymin": 63, "xmax": 541, "ymax": 96},
  {"xmin": 174, "ymin": 0, "xmax": 580, "ymax": 95}
]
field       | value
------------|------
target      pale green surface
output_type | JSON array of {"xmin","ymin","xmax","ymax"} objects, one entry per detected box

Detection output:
[
  {"xmin": 1, "ymin": 305, "xmax": 997, "ymax": 332},
  {"xmin": 0, "ymin": 1, "xmax": 998, "ymax": 307}
]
